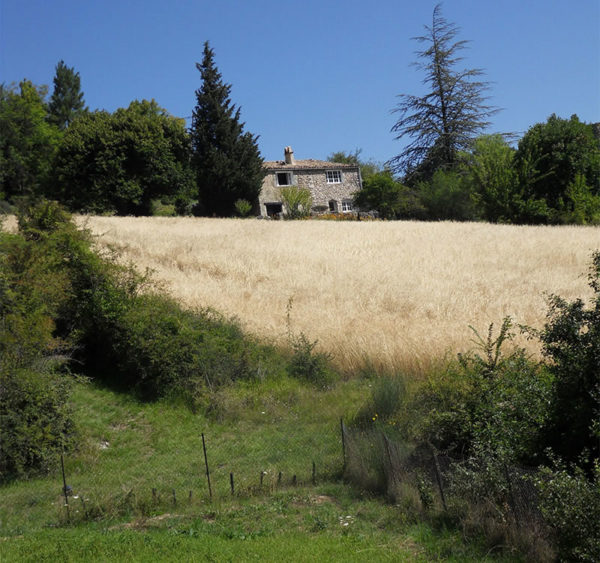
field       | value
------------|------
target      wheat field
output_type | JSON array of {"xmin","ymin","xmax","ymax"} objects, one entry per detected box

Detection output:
[{"xmin": 82, "ymin": 216, "xmax": 600, "ymax": 373}]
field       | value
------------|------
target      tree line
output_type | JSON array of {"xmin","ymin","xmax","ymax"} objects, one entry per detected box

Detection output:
[
  {"xmin": 0, "ymin": 43, "xmax": 264, "ymax": 217},
  {"xmin": 347, "ymin": 4, "xmax": 599, "ymax": 224},
  {"xmin": 2, "ymin": 9, "xmax": 598, "ymax": 223}
]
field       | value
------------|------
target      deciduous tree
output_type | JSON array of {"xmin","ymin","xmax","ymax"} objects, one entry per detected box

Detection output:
[
  {"xmin": 514, "ymin": 114, "xmax": 600, "ymax": 222},
  {"xmin": 51, "ymin": 100, "xmax": 195, "ymax": 215},
  {"xmin": 0, "ymin": 81, "xmax": 61, "ymax": 200}
]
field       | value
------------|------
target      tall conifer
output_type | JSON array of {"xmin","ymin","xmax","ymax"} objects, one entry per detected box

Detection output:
[
  {"xmin": 47, "ymin": 60, "xmax": 87, "ymax": 130},
  {"xmin": 190, "ymin": 42, "xmax": 264, "ymax": 216}
]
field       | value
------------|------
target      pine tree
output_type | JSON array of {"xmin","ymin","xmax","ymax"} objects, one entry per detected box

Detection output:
[
  {"xmin": 190, "ymin": 42, "xmax": 264, "ymax": 216},
  {"xmin": 388, "ymin": 4, "xmax": 498, "ymax": 184},
  {"xmin": 47, "ymin": 60, "xmax": 87, "ymax": 130}
]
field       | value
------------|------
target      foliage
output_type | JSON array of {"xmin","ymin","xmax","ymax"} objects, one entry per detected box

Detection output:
[
  {"xmin": 0, "ymin": 201, "xmax": 77, "ymax": 481},
  {"xmin": 234, "ymin": 198, "xmax": 253, "ymax": 217},
  {"xmin": 190, "ymin": 42, "xmax": 265, "ymax": 216},
  {"xmin": 351, "ymin": 376, "xmax": 406, "ymax": 429},
  {"xmin": 327, "ymin": 148, "xmax": 382, "ymax": 180},
  {"xmin": 535, "ymin": 458, "xmax": 600, "ymax": 562},
  {"xmin": 537, "ymin": 251, "xmax": 600, "ymax": 465},
  {"xmin": 280, "ymin": 185, "xmax": 312, "ymax": 219},
  {"xmin": 353, "ymin": 170, "xmax": 420, "ymax": 219},
  {"xmin": 561, "ymin": 173, "xmax": 600, "ymax": 225},
  {"xmin": 514, "ymin": 114, "xmax": 600, "ymax": 222},
  {"xmin": 0, "ymin": 369, "xmax": 74, "ymax": 481},
  {"xmin": 47, "ymin": 60, "xmax": 87, "ymax": 130},
  {"xmin": 466, "ymin": 134, "xmax": 520, "ymax": 222},
  {"xmin": 415, "ymin": 318, "xmax": 552, "ymax": 463},
  {"xmin": 0, "ymin": 81, "xmax": 61, "ymax": 200},
  {"xmin": 417, "ymin": 169, "xmax": 476, "ymax": 221},
  {"xmin": 50, "ymin": 100, "xmax": 196, "ymax": 215},
  {"xmin": 388, "ymin": 3, "xmax": 498, "ymax": 183},
  {"xmin": 108, "ymin": 294, "xmax": 273, "ymax": 401},
  {"xmin": 288, "ymin": 332, "xmax": 334, "ymax": 389}
]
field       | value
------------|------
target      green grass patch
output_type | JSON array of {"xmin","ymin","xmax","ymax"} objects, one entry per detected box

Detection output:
[{"xmin": 0, "ymin": 378, "xmax": 516, "ymax": 561}]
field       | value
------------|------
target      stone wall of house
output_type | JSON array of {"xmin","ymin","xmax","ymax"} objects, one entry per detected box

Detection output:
[
  {"xmin": 258, "ymin": 166, "xmax": 362, "ymax": 215},
  {"xmin": 297, "ymin": 169, "xmax": 361, "ymax": 208}
]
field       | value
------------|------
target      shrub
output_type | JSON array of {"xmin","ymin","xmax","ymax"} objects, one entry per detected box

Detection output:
[
  {"xmin": 0, "ymin": 201, "xmax": 76, "ymax": 481},
  {"xmin": 537, "ymin": 251, "xmax": 600, "ymax": 465},
  {"xmin": 0, "ymin": 368, "xmax": 74, "ymax": 481},
  {"xmin": 414, "ymin": 318, "xmax": 552, "ymax": 464},
  {"xmin": 234, "ymin": 198, "xmax": 253, "ymax": 217},
  {"xmin": 535, "ymin": 458, "xmax": 600, "ymax": 562},
  {"xmin": 112, "ymin": 294, "xmax": 270, "ymax": 400},
  {"xmin": 417, "ymin": 169, "xmax": 477, "ymax": 221},
  {"xmin": 287, "ymin": 332, "xmax": 334, "ymax": 389},
  {"xmin": 280, "ymin": 186, "xmax": 312, "ymax": 219},
  {"xmin": 351, "ymin": 376, "xmax": 406, "ymax": 429}
]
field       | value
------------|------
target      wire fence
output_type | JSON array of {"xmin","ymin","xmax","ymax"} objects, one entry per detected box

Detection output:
[
  {"xmin": 55, "ymin": 420, "xmax": 343, "ymax": 523},
  {"xmin": 341, "ymin": 421, "xmax": 544, "ymax": 527}
]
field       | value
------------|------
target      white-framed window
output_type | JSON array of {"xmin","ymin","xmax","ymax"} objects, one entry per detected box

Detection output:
[
  {"xmin": 276, "ymin": 172, "xmax": 292, "ymax": 186},
  {"xmin": 326, "ymin": 170, "xmax": 342, "ymax": 184},
  {"xmin": 341, "ymin": 200, "xmax": 353, "ymax": 212}
]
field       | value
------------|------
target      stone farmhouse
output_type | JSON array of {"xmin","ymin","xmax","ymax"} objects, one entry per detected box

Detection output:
[{"xmin": 258, "ymin": 147, "xmax": 362, "ymax": 217}]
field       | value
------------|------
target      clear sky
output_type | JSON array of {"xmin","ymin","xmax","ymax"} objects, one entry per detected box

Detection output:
[{"xmin": 1, "ymin": 0, "xmax": 599, "ymax": 164}]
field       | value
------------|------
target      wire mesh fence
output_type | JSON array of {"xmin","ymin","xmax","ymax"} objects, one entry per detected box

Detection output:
[
  {"xmin": 53, "ymin": 418, "xmax": 343, "ymax": 523},
  {"xmin": 341, "ymin": 421, "xmax": 544, "ymax": 527}
]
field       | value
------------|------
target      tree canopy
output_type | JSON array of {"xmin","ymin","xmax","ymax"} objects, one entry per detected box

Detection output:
[
  {"xmin": 515, "ymin": 114, "xmax": 600, "ymax": 219},
  {"xmin": 0, "ymin": 81, "xmax": 61, "ymax": 201},
  {"xmin": 388, "ymin": 3, "xmax": 498, "ymax": 184},
  {"xmin": 190, "ymin": 41, "xmax": 265, "ymax": 216},
  {"xmin": 50, "ymin": 100, "xmax": 196, "ymax": 215}
]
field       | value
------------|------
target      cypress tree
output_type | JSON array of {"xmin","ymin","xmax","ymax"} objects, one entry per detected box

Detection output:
[
  {"xmin": 190, "ymin": 42, "xmax": 264, "ymax": 216},
  {"xmin": 47, "ymin": 60, "xmax": 87, "ymax": 130}
]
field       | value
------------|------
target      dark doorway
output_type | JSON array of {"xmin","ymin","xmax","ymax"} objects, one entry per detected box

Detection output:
[{"xmin": 265, "ymin": 202, "xmax": 283, "ymax": 218}]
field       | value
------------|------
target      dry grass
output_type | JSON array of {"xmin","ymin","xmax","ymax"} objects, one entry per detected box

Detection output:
[{"xmin": 81, "ymin": 216, "xmax": 600, "ymax": 374}]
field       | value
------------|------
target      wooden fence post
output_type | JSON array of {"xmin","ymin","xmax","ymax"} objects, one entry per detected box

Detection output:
[{"xmin": 202, "ymin": 433, "xmax": 212, "ymax": 500}]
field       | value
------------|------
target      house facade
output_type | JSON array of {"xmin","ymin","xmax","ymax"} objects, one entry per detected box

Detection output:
[{"xmin": 258, "ymin": 147, "xmax": 362, "ymax": 217}]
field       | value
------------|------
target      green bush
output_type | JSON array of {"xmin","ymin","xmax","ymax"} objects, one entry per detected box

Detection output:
[
  {"xmin": 234, "ymin": 198, "xmax": 253, "ymax": 217},
  {"xmin": 287, "ymin": 332, "xmax": 334, "ymax": 388},
  {"xmin": 535, "ymin": 458, "xmax": 600, "ymax": 562},
  {"xmin": 417, "ymin": 169, "xmax": 477, "ymax": 221},
  {"xmin": 414, "ymin": 318, "xmax": 552, "ymax": 463},
  {"xmin": 0, "ymin": 202, "xmax": 76, "ymax": 481},
  {"xmin": 280, "ymin": 186, "xmax": 312, "ymax": 219},
  {"xmin": 113, "ymin": 294, "xmax": 272, "ymax": 400},
  {"xmin": 537, "ymin": 252, "xmax": 600, "ymax": 466},
  {"xmin": 0, "ymin": 369, "xmax": 74, "ymax": 481}
]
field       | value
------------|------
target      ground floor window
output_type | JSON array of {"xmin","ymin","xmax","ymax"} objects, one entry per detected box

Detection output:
[
  {"xmin": 341, "ymin": 200, "xmax": 353, "ymax": 212},
  {"xmin": 328, "ymin": 199, "xmax": 338, "ymax": 212}
]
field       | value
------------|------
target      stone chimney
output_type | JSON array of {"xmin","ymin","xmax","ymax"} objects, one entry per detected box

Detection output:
[{"xmin": 284, "ymin": 146, "xmax": 295, "ymax": 165}]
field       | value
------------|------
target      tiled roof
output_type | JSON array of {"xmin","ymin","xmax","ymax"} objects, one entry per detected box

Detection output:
[{"xmin": 264, "ymin": 159, "xmax": 358, "ymax": 170}]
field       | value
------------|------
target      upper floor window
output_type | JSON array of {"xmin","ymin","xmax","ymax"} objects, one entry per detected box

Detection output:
[
  {"xmin": 276, "ymin": 172, "xmax": 292, "ymax": 186},
  {"xmin": 326, "ymin": 170, "xmax": 342, "ymax": 184}
]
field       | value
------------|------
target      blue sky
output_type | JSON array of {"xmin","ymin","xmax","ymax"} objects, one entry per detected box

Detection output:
[{"xmin": 1, "ymin": 0, "xmax": 599, "ymax": 164}]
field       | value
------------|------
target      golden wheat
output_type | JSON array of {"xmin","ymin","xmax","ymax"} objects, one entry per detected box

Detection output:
[{"xmin": 81, "ymin": 216, "xmax": 600, "ymax": 373}]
